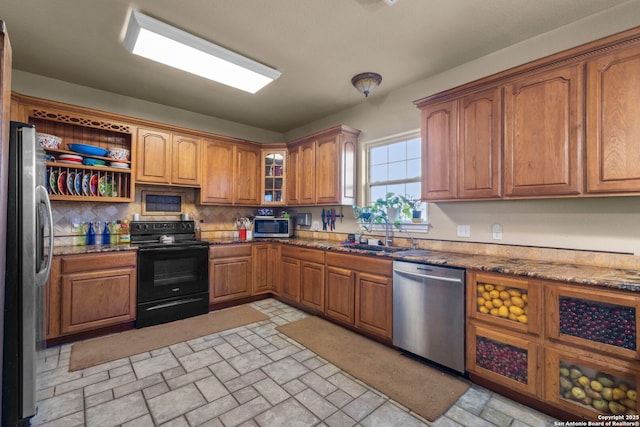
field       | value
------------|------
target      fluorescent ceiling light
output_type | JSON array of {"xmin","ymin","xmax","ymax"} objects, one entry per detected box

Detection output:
[{"xmin": 123, "ymin": 10, "xmax": 281, "ymax": 94}]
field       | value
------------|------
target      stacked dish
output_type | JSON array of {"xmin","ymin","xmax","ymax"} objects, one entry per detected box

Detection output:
[
  {"xmin": 68, "ymin": 143, "xmax": 108, "ymax": 157},
  {"xmin": 109, "ymin": 161, "xmax": 129, "ymax": 169},
  {"xmin": 59, "ymin": 154, "xmax": 83, "ymax": 165},
  {"xmin": 83, "ymin": 158, "xmax": 106, "ymax": 167}
]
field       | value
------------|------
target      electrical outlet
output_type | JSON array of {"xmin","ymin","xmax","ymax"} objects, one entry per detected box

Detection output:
[
  {"xmin": 456, "ymin": 225, "xmax": 471, "ymax": 238},
  {"xmin": 312, "ymin": 221, "xmax": 320, "ymax": 231},
  {"xmin": 492, "ymin": 223, "xmax": 503, "ymax": 240}
]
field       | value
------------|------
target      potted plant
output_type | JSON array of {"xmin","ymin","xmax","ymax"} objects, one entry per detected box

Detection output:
[{"xmin": 405, "ymin": 195, "xmax": 424, "ymax": 223}]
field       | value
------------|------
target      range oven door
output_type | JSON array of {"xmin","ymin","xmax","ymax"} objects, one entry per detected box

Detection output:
[{"xmin": 137, "ymin": 245, "xmax": 208, "ymax": 303}]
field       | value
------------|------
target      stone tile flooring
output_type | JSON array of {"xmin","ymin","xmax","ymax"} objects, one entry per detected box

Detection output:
[{"xmin": 33, "ymin": 299, "xmax": 559, "ymax": 426}]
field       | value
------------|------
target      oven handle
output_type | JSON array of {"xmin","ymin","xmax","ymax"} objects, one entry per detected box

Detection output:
[
  {"xmin": 138, "ymin": 244, "xmax": 208, "ymax": 252},
  {"xmin": 144, "ymin": 297, "xmax": 204, "ymax": 311}
]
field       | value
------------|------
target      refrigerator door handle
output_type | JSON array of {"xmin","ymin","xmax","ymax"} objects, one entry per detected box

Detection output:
[{"xmin": 35, "ymin": 184, "xmax": 54, "ymax": 286}]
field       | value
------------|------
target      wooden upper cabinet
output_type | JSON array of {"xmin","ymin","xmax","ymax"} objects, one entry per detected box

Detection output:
[
  {"xmin": 234, "ymin": 144, "xmax": 261, "ymax": 205},
  {"xmin": 200, "ymin": 138, "xmax": 234, "ymax": 204},
  {"xmin": 298, "ymin": 140, "xmax": 316, "ymax": 205},
  {"xmin": 504, "ymin": 64, "xmax": 583, "ymax": 197},
  {"xmin": 458, "ymin": 87, "xmax": 502, "ymax": 199},
  {"xmin": 137, "ymin": 128, "xmax": 201, "ymax": 187},
  {"xmin": 136, "ymin": 128, "xmax": 172, "ymax": 184},
  {"xmin": 586, "ymin": 43, "xmax": 640, "ymax": 193},
  {"xmin": 420, "ymin": 100, "xmax": 458, "ymax": 200},
  {"xmin": 419, "ymin": 89, "xmax": 502, "ymax": 201},
  {"xmin": 200, "ymin": 139, "xmax": 260, "ymax": 206},
  {"xmin": 172, "ymin": 133, "xmax": 201, "ymax": 186},
  {"xmin": 287, "ymin": 125, "xmax": 359, "ymax": 206},
  {"xmin": 286, "ymin": 147, "xmax": 300, "ymax": 205}
]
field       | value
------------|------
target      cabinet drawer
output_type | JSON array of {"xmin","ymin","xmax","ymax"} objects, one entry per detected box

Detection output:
[
  {"xmin": 546, "ymin": 284, "xmax": 640, "ymax": 360},
  {"xmin": 61, "ymin": 251, "xmax": 136, "ymax": 273},
  {"xmin": 467, "ymin": 271, "xmax": 542, "ymax": 335},
  {"xmin": 281, "ymin": 245, "xmax": 325, "ymax": 263},
  {"xmin": 545, "ymin": 346, "xmax": 639, "ymax": 418},
  {"xmin": 326, "ymin": 252, "xmax": 392, "ymax": 276},
  {"xmin": 467, "ymin": 321, "xmax": 541, "ymax": 398},
  {"xmin": 209, "ymin": 244, "xmax": 252, "ymax": 258}
]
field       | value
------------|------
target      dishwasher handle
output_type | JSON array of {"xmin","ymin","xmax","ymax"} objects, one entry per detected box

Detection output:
[{"xmin": 393, "ymin": 268, "xmax": 463, "ymax": 283}]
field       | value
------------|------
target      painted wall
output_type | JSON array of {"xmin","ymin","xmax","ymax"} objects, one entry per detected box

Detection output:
[{"xmin": 11, "ymin": 71, "xmax": 284, "ymax": 144}]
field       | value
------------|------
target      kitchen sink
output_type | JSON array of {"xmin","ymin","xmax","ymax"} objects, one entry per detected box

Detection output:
[{"xmin": 345, "ymin": 244, "xmax": 410, "ymax": 253}]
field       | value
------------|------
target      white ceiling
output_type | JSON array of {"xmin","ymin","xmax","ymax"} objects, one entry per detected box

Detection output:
[{"xmin": 0, "ymin": 0, "xmax": 632, "ymax": 133}]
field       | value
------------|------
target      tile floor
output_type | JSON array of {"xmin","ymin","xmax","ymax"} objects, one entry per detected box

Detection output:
[{"xmin": 33, "ymin": 299, "xmax": 559, "ymax": 426}]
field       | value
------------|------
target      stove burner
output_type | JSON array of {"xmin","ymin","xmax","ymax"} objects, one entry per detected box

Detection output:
[{"xmin": 131, "ymin": 220, "xmax": 205, "ymax": 246}]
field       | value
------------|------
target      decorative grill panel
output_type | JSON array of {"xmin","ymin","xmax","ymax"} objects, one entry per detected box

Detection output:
[{"xmin": 31, "ymin": 109, "xmax": 133, "ymax": 134}]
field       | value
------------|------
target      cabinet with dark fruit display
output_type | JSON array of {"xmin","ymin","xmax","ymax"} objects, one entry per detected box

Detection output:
[
  {"xmin": 467, "ymin": 271, "xmax": 542, "ymax": 335},
  {"xmin": 545, "ymin": 347, "xmax": 639, "ymax": 418},
  {"xmin": 467, "ymin": 322, "xmax": 542, "ymax": 397},
  {"xmin": 546, "ymin": 285, "xmax": 640, "ymax": 360}
]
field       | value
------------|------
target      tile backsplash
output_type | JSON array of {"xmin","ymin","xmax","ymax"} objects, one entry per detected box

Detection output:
[{"xmin": 52, "ymin": 185, "xmax": 255, "ymax": 245}]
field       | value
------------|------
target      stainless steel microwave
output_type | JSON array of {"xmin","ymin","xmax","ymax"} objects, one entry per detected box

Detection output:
[{"xmin": 253, "ymin": 217, "xmax": 294, "ymax": 238}]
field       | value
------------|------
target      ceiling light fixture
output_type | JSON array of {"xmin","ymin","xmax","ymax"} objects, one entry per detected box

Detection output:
[
  {"xmin": 351, "ymin": 72, "xmax": 382, "ymax": 97},
  {"xmin": 123, "ymin": 10, "xmax": 281, "ymax": 94}
]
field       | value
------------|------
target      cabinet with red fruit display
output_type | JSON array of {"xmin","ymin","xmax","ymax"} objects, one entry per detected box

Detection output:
[
  {"xmin": 467, "ymin": 321, "xmax": 542, "ymax": 397},
  {"xmin": 467, "ymin": 271, "xmax": 542, "ymax": 335},
  {"xmin": 546, "ymin": 284, "xmax": 640, "ymax": 360}
]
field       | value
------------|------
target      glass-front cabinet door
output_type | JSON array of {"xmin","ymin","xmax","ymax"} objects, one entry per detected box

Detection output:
[{"xmin": 261, "ymin": 150, "xmax": 287, "ymax": 205}]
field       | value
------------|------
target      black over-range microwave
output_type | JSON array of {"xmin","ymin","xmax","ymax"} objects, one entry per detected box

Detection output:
[{"xmin": 253, "ymin": 217, "xmax": 294, "ymax": 238}]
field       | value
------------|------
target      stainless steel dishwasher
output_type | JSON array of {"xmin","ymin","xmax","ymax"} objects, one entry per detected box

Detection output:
[{"xmin": 393, "ymin": 260, "xmax": 466, "ymax": 373}]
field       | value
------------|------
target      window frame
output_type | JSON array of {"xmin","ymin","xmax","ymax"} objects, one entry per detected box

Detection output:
[{"xmin": 359, "ymin": 129, "xmax": 429, "ymax": 232}]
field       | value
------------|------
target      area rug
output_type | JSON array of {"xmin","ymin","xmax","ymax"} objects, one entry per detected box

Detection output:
[
  {"xmin": 69, "ymin": 305, "xmax": 268, "ymax": 371},
  {"xmin": 277, "ymin": 316, "xmax": 470, "ymax": 421}
]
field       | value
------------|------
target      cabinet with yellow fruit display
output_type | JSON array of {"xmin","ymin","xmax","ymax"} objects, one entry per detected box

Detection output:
[{"xmin": 467, "ymin": 271, "xmax": 542, "ymax": 335}]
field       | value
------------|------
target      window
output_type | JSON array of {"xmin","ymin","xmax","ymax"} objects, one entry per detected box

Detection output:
[{"xmin": 364, "ymin": 130, "xmax": 427, "ymax": 226}]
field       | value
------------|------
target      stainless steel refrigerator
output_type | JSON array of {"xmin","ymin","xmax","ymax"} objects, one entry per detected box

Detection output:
[{"xmin": 3, "ymin": 122, "xmax": 53, "ymax": 426}]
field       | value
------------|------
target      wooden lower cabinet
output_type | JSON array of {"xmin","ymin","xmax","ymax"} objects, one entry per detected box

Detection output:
[
  {"xmin": 325, "ymin": 266, "xmax": 355, "ymax": 325},
  {"xmin": 325, "ymin": 252, "xmax": 393, "ymax": 341},
  {"xmin": 209, "ymin": 245, "xmax": 252, "ymax": 303},
  {"xmin": 48, "ymin": 252, "xmax": 137, "ymax": 338},
  {"xmin": 467, "ymin": 320, "xmax": 542, "ymax": 398},
  {"xmin": 355, "ymin": 271, "xmax": 392, "ymax": 341},
  {"xmin": 300, "ymin": 260, "xmax": 325, "ymax": 313},
  {"xmin": 545, "ymin": 344, "xmax": 639, "ymax": 418},
  {"xmin": 252, "ymin": 243, "xmax": 280, "ymax": 295},
  {"xmin": 279, "ymin": 246, "xmax": 325, "ymax": 312},
  {"xmin": 469, "ymin": 270, "xmax": 640, "ymax": 420},
  {"xmin": 279, "ymin": 255, "xmax": 301, "ymax": 302}
]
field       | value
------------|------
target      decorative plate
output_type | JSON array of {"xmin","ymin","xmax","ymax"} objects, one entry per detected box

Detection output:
[
  {"xmin": 49, "ymin": 170, "xmax": 58, "ymax": 195},
  {"xmin": 68, "ymin": 143, "xmax": 108, "ymax": 157},
  {"xmin": 67, "ymin": 172, "xmax": 75, "ymax": 195},
  {"xmin": 58, "ymin": 172, "xmax": 67, "ymax": 195},
  {"xmin": 90, "ymin": 174, "xmax": 98, "ymax": 196},
  {"xmin": 98, "ymin": 176, "xmax": 116, "ymax": 197},
  {"xmin": 82, "ymin": 173, "xmax": 91, "ymax": 196},
  {"xmin": 74, "ymin": 172, "xmax": 83, "ymax": 196}
]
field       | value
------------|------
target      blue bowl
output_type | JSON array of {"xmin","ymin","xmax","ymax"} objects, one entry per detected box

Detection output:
[{"xmin": 68, "ymin": 143, "xmax": 108, "ymax": 157}]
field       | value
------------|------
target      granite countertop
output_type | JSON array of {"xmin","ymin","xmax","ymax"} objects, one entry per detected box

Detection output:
[
  {"xmin": 278, "ymin": 238, "xmax": 640, "ymax": 293},
  {"xmin": 51, "ymin": 238, "xmax": 640, "ymax": 293},
  {"xmin": 52, "ymin": 243, "xmax": 138, "ymax": 256}
]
